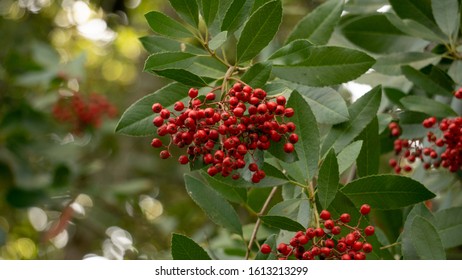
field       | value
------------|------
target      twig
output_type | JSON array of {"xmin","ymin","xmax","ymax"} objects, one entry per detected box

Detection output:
[{"xmin": 245, "ymin": 186, "xmax": 279, "ymax": 259}]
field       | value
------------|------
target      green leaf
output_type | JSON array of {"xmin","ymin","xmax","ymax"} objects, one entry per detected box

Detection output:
[
  {"xmin": 401, "ymin": 203, "xmax": 436, "ymax": 259},
  {"xmin": 286, "ymin": 90, "xmax": 320, "ymax": 180},
  {"xmin": 341, "ymin": 14, "xmax": 427, "ymax": 54},
  {"xmin": 269, "ymin": 39, "xmax": 313, "ymax": 65},
  {"xmin": 384, "ymin": 87, "xmax": 407, "ymax": 107},
  {"xmin": 400, "ymin": 95, "xmax": 458, "ymax": 117},
  {"xmin": 268, "ymin": 198, "xmax": 310, "ymax": 228},
  {"xmin": 139, "ymin": 36, "xmax": 206, "ymax": 54},
  {"xmin": 145, "ymin": 11, "xmax": 194, "ymax": 39},
  {"xmin": 116, "ymin": 83, "xmax": 190, "ymax": 136},
  {"xmin": 186, "ymin": 56, "xmax": 228, "ymax": 79},
  {"xmin": 202, "ymin": 172, "xmax": 247, "ymax": 204},
  {"xmin": 411, "ymin": 216, "xmax": 446, "ymax": 259},
  {"xmin": 260, "ymin": 215, "xmax": 305, "ymax": 232},
  {"xmin": 336, "ymin": 140, "xmax": 363, "ymax": 175},
  {"xmin": 341, "ymin": 175, "xmax": 436, "ymax": 210},
  {"xmin": 373, "ymin": 52, "xmax": 440, "ymax": 76},
  {"xmin": 389, "ymin": 0, "xmax": 439, "ymax": 32},
  {"xmin": 208, "ymin": 31, "xmax": 228, "ymax": 50},
  {"xmin": 448, "ymin": 60, "xmax": 462, "ymax": 84},
  {"xmin": 283, "ymin": 82, "xmax": 350, "ymax": 124},
  {"xmin": 168, "ymin": 0, "xmax": 199, "ymax": 27},
  {"xmin": 356, "ymin": 117, "xmax": 379, "ymax": 177},
  {"xmin": 241, "ymin": 62, "xmax": 272, "ymax": 88},
  {"xmin": 285, "ymin": 0, "xmax": 343, "ymax": 45},
  {"xmin": 317, "ymin": 149, "xmax": 339, "ymax": 209},
  {"xmin": 144, "ymin": 52, "xmax": 197, "ymax": 72},
  {"xmin": 385, "ymin": 13, "xmax": 446, "ymax": 42},
  {"xmin": 201, "ymin": 0, "xmax": 220, "ymax": 26},
  {"xmin": 431, "ymin": 0, "xmax": 460, "ymax": 39},
  {"xmin": 221, "ymin": 0, "xmax": 255, "ymax": 33},
  {"xmin": 171, "ymin": 233, "xmax": 211, "ymax": 260},
  {"xmin": 401, "ymin": 65, "xmax": 454, "ymax": 96},
  {"xmin": 184, "ymin": 174, "xmax": 242, "ymax": 235},
  {"xmin": 321, "ymin": 86, "xmax": 382, "ymax": 156},
  {"xmin": 154, "ymin": 69, "xmax": 208, "ymax": 87},
  {"xmin": 236, "ymin": 0, "xmax": 282, "ymax": 63},
  {"xmin": 271, "ymin": 46, "xmax": 375, "ymax": 87},
  {"xmin": 255, "ymin": 234, "xmax": 277, "ymax": 260},
  {"xmin": 435, "ymin": 207, "xmax": 462, "ymax": 249}
]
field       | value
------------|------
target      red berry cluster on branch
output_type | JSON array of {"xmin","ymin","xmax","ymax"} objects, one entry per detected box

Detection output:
[
  {"xmin": 52, "ymin": 92, "xmax": 117, "ymax": 134},
  {"xmin": 150, "ymin": 83, "xmax": 297, "ymax": 182},
  {"xmin": 390, "ymin": 117, "xmax": 462, "ymax": 173},
  {"xmin": 260, "ymin": 204, "xmax": 375, "ymax": 260}
]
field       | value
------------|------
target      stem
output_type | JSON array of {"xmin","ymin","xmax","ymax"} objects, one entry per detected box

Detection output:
[
  {"xmin": 380, "ymin": 242, "xmax": 401, "ymax": 250},
  {"xmin": 221, "ymin": 66, "xmax": 236, "ymax": 98},
  {"xmin": 307, "ymin": 180, "xmax": 320, "ymax": 228},
  {"xmin": 245, "ymin": 186, "xmax": 278, "ymax": 260}
]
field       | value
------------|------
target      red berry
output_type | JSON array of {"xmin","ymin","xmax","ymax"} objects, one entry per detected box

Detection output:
[
  {"xmin": 324, "ymin": 219, "xmax": 334, "ymax": 230},
  {"xmin": 289, "ymin": 133, "xmax": 299, "ymax": 144},
  {"xmin": 284, "ymin": 108, "xmax": 295, "ymax": 117},
  {"xmin": 283, "ymin": 142, "xmax": 294, "ymax": 153},
  {"xmin": 276, "ymin": 96, "xmax": 286, "ymax": 105},
  {"xmin": 206, "ymin": 92, "xmax": 216, "ymax": 100},
  {"xmin": 360, "ymin": 204, "xmax": 371, "ymax": 215},
  {"xmin": 174, "ymin": 101, "xmax": 185, "ymax": 111},
  {"xmin": 249, "ymin": 163, "xmax": 258, "ymax": 172},
  {"xmin": 331, "ymin": 226, "xmax": 341, "ymax": 235},
  {"xmin": 362, "ymin": 243, "xmax": 373, "ymax": 253},
  {"xmin": 260, "ymin": 244, "xmax": 272, "ymax": 254},
  {"xmin": 320, "ymin": 210, "xmax": 331, "ymax": 220},
  {"xmin": 364, "ymin": 226, "xmax": 375, "ymax": 236},
  {"xmin": 340, "ymin": 213, "xmax": 351, "ymax": 223},
  {"xmin": 277, "ymin": 243, "xmax": 288, "ymax": 254},
  {"xmin": 151, "ymin": 138, "xmax": 163, "ymax": 148},
  {"xmin": 160, "ymin": 150, "xmax": 171, "ymax": 159},
  {"xmin": 152, "ymin": 103, "xmax": 163, "ymax": 113},
  {"xmin": 188, "ymin": 88, "xmax": 198, "ymax": 98},
  {"xmin": 345, "ymin": 233, "xmax": 355, "ymax": 245},
  {"xmin": 178, "ymin": 155, "xmax": 189, "ymax": 165}
]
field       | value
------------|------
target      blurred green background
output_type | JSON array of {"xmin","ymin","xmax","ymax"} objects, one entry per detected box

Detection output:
[{"xmin": 0, "ymin": 0, "xmax": 325, "ymax": 260}]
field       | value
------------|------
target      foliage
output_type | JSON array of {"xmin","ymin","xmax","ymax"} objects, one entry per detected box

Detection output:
[{"xmin": 116, "ymin": 0, "xmax": 462, "ymax": 260}]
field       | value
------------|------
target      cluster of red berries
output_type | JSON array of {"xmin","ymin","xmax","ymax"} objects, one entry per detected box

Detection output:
[
  {"xmin": 260, "ymin": 204, "xmax": 375, "ymax": 260},
  {"xmin": 150, "ymin": 83, "xmax": 297, "ymax": 182},
  {"xmin": 52, "ymin": 92, "xmax": 117, "ymax": 134},
  {"xmin": 388, "ymin": 121, "xmax": 401, "ymax": 137},
  {"xmin": 390, "ymin": 116, "xmax": 462, "ymax": 173}
]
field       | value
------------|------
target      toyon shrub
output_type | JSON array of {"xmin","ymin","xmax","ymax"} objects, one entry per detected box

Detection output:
[
  {"xmin": 260, "ymin": 205, "xmax": 375, "ymax": 260},
  {"xmin": 53, "ymin": 92, "xmax": 117, "ymax": 134},
  {"xmin": 116, "ymin": 0, "xmax": 462, "ymax": 261},
  {"xmin": 150, "ymin": 83, "xmax": 297, "ymax": 182}
]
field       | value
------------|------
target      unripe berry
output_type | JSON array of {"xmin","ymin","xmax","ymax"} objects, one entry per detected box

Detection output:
[
  {"xmin": 360, "ymin": 204, "xmax": 371, "ymax": 215},
  {"xmin": 320, "ymin": 210, "xmax": 331, "ymax": 220},
  {"xmin": 260, "ymin": 244, "xmax": 272, "ymax": 254}
]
